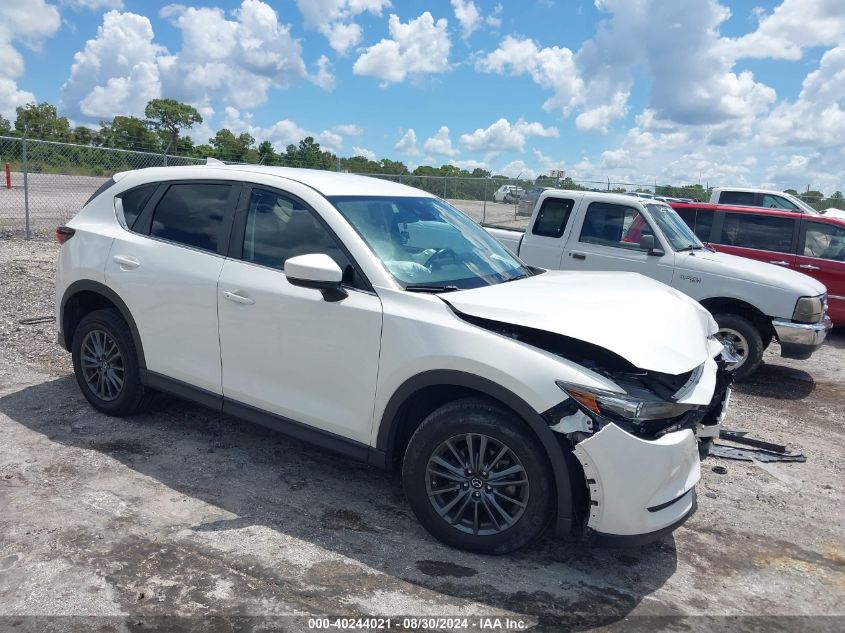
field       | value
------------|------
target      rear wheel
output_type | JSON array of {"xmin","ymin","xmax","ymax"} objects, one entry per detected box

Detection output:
[
  {"xmin": 402, "ymin": 398, "xmax": 554, "ymax": 554},
  {"xmin": 714, "ymin": 312, "xmax": 764, "ymax": 380},
  {"xmin": 72, "ymin": 309, "xmax": 149, "ymax": 416}
]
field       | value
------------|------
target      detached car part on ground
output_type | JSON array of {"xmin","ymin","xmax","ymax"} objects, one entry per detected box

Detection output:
[{"xmin": 56, "ymin": 165, "xmax": 733, "ymax": 554}]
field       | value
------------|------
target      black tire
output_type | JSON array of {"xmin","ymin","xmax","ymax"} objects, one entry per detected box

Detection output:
[
  {"xmin": 402, "ymin": 397, "xmax": 554, "ymax": 554},
  {"xmin": 71, "ymin": 308, "xmax": 149, "ymax": 416},
  {"xmin": 714, "ymin": 312, "xmax": 764, "ymax": 381}
]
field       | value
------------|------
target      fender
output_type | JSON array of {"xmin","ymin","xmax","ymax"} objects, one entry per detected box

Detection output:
[
  {"xmin": 60, "ymin": 280, "xmax": 147, "ymax": 372},
  {"xmin": 376, "ymin": 370, "xmax": 576, "ymax": 536}
]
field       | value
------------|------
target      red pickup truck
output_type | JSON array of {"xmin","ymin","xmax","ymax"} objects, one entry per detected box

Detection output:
[{"xmin": 671, "ymin": 202, "xmax": 845, "ymax": 324}]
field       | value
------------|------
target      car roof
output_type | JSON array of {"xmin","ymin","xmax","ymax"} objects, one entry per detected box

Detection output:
[
  {"xmin": 713, "ymin": 186, "xmax": 798, "ymax": 196},
  {"xmin": 114, "ymin": 164, "xmax": 434, "ymax": 198},
  {"xmin": 670, "ymin": 202, "xmax": 845, "ymax": 226}
]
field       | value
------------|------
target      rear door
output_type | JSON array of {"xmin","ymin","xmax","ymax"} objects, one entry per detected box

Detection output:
[
  {"xmin": 712, "ymin": 210, "xmax": 797, "ymax": 270},
  {"xmin": 517, "ymin": 195, "xmax": 577, "ymax": 268},
  {"xmin": 561, "ymin": 199, "xmax": 675, "ymax": 284},
  {"xmin": 794, "ymin": 219, "xmax": 845, "ymax": 323},
  {"xmin": 105, "ymin": 180, "xmax": 240, "ymax": 394}
]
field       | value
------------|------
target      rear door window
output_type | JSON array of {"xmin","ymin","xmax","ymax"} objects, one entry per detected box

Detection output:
[
  {"xmin": 719, "ymin": 191, "xmax": 756, "ymax": 206},
  {"xmin": 532, "ymin": 197, "xmax": 574, "ymax": 238},
  {"xmin": 719, "ymin": 212, "xmax": 796, "ymax": 253},
  {"xmin": 150, "ymin": 183, "xmax": 233, "ymax": 252},
  {"xmin": 762, "ymin": 194, "xmax": 799, "ymax": 210}
]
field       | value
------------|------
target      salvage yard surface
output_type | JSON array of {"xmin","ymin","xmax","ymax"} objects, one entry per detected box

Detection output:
[{"xmin": 0, "ymin": 238, "xmax": 843, "ymax": 632}]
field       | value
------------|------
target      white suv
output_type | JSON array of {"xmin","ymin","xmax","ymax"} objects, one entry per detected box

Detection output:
[{"xmin": 55, "ymin": 165, "xmax": 733, "ymax": 553}]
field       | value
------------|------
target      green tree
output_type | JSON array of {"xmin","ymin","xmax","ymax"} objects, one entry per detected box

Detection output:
[
  {"xmin": 257, "ymin": 140, "xmax": 277, "ymax": 165},
  {"xmin": 783, "ymin": 188, "xmax": 799, "ymax": 196},
  {"xmin": 71, "ymin": 126, "xmax": 99, "ymax": 145},
  {"xmin": 831, "ymin": 191, "xmax": 843, "ymax": 200},
  {"xmin": 0, "ymin": 114, "xmax": 11, "ymax": 135},
  {"xmin": 209, "ymin": 128, "xmax": 255, "ymax": 162},
  {"xmin": 100, "ymin": 116, "xmax": 158, "ymax": 150},
  {"xmin": 14, "ymin": 102, "xmax": 72, "ymax": 141},
  {"xmin": 144, "ymin": 99, "xmax": 202, "ymax": 152}
]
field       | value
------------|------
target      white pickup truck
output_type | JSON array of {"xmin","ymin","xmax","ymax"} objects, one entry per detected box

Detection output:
[{"xmin": 485, "ymin": 190, "xmax": 832, "ymax": 379}]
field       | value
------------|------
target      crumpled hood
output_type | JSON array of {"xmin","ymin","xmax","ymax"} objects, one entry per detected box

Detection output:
[
  {"xmin": 678, "ymin": 249, "xmax": 826, "ymax": 296},
  {"xmin": 442, "ymin": 271, "xmax": 719, "ymax": 375}
]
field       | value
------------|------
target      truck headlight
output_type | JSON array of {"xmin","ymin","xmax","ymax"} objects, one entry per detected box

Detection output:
[
  {"xmin": 792, "ymin": 295, "xmax": 824, "ymax": 323},
  {"xmin": 556, "ymin": 381, "xmax": 699, "ymax": 422}
]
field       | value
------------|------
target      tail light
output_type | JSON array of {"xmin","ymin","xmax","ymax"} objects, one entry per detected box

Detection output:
[{"xmin": 55, "ymin": 226, "xmax": 75, "ymax": 244}]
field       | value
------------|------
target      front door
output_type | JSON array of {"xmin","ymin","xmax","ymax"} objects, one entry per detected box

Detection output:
[
  {"xmin": 217, "ymin": 185, "xmax": 383, "ymax": 444},
  {"xmin": 562, "ymin": 199, "xmax": 675, "ymax": 285},
  {"xmin": 794, "ymin": 219, "xmax": 845, "ymax": 323}
]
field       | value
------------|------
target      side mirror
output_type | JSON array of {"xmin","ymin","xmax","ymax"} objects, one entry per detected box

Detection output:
[
  {"xmin": 639, "ymin": 234, "xmax": 665, "ymax": 256},
  {"xmin": 285, "ymin": 254, "xmax": 347, "ymax": 302}
]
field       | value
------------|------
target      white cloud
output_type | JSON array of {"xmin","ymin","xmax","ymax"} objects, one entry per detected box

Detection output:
[
  {"xmin": 221, "ymin": 106, "xmax": 362, "ymax": 153},
  {"xmin": 450, "ymin": 1, "xmax": 499, "ymax": 39},
  {"xmin": 423, "ymin": 126, "xmax": 458, "ymax": 156},
  {"xmin": 351, "ymin": 146, "xmax": 376, "ymax": 160},
  {"xmin": 449, "ymin": 158, "xmax": 488, "ymax": 171},
  {"xmin": 61, "ymin": 0, "xmax": 124, "ymax": 10},
  {"xmin": 296, "ymin": 0, "xmax": 390, "ymax": 55},
  {"xmin": 757, "ymin": 45, "xmax": 845, "ymax": 148},
  {"xmin": 353, "ymin": 12, "xmax": 451, "ymax": 85},
  {"xmin": 61, "ymin": 1, "xmax": 330, "ymax": 123},
  {"xmin": 459, "ymin": 118, "xmax": 558, "ymax": 153},
  {"xmin": 0, "ymin": 0, "xmax": 61, "ymax": 118},
  {"xmin": 496, "ymin": 159, "xmax": 537, "ymax": 180},
  {"xmin": 61, "ymin": 11, "xmax": 165, "ymax": 119},
  {"xmin": 476, "ymin": 35, "xmax": 584, "ymax": 115},
  {"xmin": 575, "ymin": 91, "xmax": 629, "ymax": 133},
  {"xmin": 717, "ymin": 0, "xmax": 845, "ymax": 61},
  {"xmin": 394, "ymin": 128, "xmax": 419, "ymax": 155}
]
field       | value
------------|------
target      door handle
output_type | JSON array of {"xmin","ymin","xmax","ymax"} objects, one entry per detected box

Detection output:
[
  {"xmin": 769, "ymin": 260, "xmax": 790, "ymax": 267},
  {"xmin": 571, "ymin": 252, "xmax": 587, "ymax": 260},
  {"xmin": 224, "ymin": 291, "xmax": 255, "ymax": 305},
  {"xmin": 799, "ymin": 264, "xmax": 821, "ymax": 271},
  {"xmin": 112, "ymin": 255, "xmax": 140, "ymax": 269}
]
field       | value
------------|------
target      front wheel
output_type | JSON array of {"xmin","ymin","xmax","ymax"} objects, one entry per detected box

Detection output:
[
  {"xmin": 713, "ymin": 312, "xmax": 764, "ymax": 380},
  {"xmin": 402, "ymin": 398, "xmax": 554, "ymax": 554}
]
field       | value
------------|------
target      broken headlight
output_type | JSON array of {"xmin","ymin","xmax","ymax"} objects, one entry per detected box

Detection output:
[{"xmin": 556, "ymin": 381, "xmax": 700, "ymax": 422}]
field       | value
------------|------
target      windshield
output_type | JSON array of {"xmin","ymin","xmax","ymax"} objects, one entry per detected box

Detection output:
[
  {"xmin": 785, "ymin": 194, "xmax": 819, "ymax": 215},
  {"xmin": 329, "ymin": 196, "xmax": 531, "ymax": 289},
  {"xmin": 646, "ymin": 203, "xmax": 705, "ymax": 251}
]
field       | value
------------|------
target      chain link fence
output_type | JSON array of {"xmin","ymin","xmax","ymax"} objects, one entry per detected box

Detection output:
[{"xmin": 2, "ymin": 135, "xmax": 841, "ymax": 238}]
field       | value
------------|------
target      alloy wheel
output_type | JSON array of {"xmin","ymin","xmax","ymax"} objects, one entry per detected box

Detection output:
[
  {"xmin": 716, "ymin": 327, "xmax": 749, "ymax": 369},
  {"xmin": 425, "ymin": 433, "xmax": 529, "ymax": 536},
  {"xmin": 80, "ymin": 329, "xmax": 125, "ymax": 402}
]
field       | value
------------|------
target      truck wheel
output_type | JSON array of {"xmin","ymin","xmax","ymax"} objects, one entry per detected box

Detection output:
[
  {"xmin": 402, "ymin": 398, "xmax": 554, "ymax": 554},
  {"xmin": 714, "ymin": 313, "xmax": 763, "ymax": 380},
  {"xmin": 72, "ymin": 308, "xmax": 150, "ymax": 416}
]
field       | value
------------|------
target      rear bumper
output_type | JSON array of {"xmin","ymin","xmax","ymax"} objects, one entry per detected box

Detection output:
[
  {"xmin": 573, "ymin": 424, "xmax": 700, "ymax": 540},
  {"xmin": 773, "ymin": 315, "xmax": 832, "ymax": 360}
]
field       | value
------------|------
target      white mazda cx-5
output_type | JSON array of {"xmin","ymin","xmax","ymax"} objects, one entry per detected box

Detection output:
[{"xmin": 55, "ymin": 164, "xmax": 735, "ymax": 553}]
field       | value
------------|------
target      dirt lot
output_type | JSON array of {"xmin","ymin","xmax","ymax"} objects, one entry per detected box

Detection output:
[{"xmin": 0, "ymin": 238, "xmax": 843, "ymax": 632}]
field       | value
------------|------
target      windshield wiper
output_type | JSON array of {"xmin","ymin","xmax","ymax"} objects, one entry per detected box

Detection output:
[
  {"xmin": 677, "ymin": 244, "xmax": 705, "ymax": 252},
  {"xmin": 405, "ymin": 284, "xmax": 460, "ymax": 293}
]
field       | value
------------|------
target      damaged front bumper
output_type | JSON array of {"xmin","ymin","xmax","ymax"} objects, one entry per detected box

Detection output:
[{"xmin": 573, "ymin": 424, "xmax": 700, "ymax": 543}]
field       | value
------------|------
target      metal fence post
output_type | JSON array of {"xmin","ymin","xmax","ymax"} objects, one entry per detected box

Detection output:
[
  {"xmin": 483, "ymin": 177, "xmax": 488, "ymax": 223},
  {"xmin": 22, "ymin": 135, "xmax": 30, "ymax": 240},
  {"xmin": 443, "ymin": 176, "xmax": 447, "ymax": 199}
]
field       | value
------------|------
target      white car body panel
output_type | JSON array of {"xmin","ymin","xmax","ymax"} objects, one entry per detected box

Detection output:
[
  {"xmin": 574, "ymin": 425, "xmax": 700, "ymax": 536},
  {"xmin": 441, "ymin": 271, "xmax": 719, "ymax": 375}
]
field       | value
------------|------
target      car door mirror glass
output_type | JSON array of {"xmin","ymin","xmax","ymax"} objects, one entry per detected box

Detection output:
[{"xmin": 639, "ymin": 234, "xmax": 664, "ymax": 256}]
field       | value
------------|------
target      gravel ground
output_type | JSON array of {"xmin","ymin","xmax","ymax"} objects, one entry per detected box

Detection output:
[{"xmin": 0, "ymin": 237, "xmax": 843, "ymax": 632}]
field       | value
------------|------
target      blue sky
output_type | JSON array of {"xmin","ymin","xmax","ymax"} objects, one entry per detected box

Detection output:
[{"xmin": 3, "ymin": 0, "xmax": 844, "ymax": 192}]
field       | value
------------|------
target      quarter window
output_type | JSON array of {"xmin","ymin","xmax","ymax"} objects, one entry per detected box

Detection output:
[
  {"xmin": 579, "ymin": 202, "xmax": 651, "ymax": 251},
  {"xmin": 718, "ymin": 212, "xmax": 795, "ymax": 253},
  {"xmin": 150, "ymin": 183, "xmax": 232, "ymax": 252},
  {"xmin": 118, "ymin": 185, "xmax": 156, "ymax": 230},
  {"xmin": 802, "ymin": 222, "xmax": 845, "ymax": 262},
  {"xmin": 532, "ymin": 198, "xmax": 574, "ymax": 238},
  {"xmin": 242, "ymin": 188, "xmax": 352, "ymax": 278}
]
